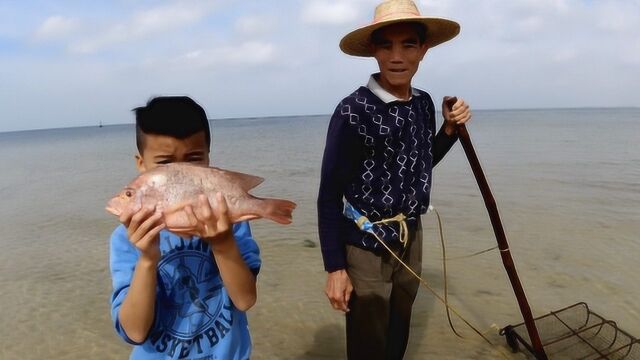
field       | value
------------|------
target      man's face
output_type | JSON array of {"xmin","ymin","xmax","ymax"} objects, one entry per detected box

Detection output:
[
  {"xmin": 372, "ymin": 23, "xmax": 428, "ymax": 97},
  {"xmin": 136, "ymin": 131, "xmax": 210, "ymax": 173}
]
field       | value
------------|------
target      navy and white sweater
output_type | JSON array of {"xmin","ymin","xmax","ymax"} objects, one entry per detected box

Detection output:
[{"xmin": 317, "ymin": 85, "xmax": 458, "ymax": 272}]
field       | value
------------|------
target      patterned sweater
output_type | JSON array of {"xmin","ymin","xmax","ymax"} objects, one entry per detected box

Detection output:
[{"xmin": 317, "ymin": 84, "xmax": 458, "ymax": 272}]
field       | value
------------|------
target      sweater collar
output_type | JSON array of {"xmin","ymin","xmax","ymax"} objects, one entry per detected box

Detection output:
[{"xmin": 367, "ymin": 74, "xmax": 421, "ymax": 104}]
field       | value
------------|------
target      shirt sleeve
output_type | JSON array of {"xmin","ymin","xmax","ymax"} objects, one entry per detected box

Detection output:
[
  {"xmin": 109, "ymin": 224, "xmax": 145, "ymax": 345},
  {"xmin": 427, "ymin": 95, "xmax": 459, "ymax": 166},
  {"xmin": 317, "ymin": 102, "xmax": 361, "ymax": 272},
  {"xmin": 232, "ymin": 221, "xmax": 261, "ymax": 276},
  {"xmin": 433, "ymin": 129, "xmax": 459, "ymax": 166}
]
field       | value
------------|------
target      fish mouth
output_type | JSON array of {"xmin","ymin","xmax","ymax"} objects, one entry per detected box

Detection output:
[{"xmin": 105, "ymin": 205, "xmax": 121, "ymax": 217}]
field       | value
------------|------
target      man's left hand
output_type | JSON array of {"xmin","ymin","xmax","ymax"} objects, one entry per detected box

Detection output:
[{"xmin": 442, "ymin": 96, "xmax": 472, "ymax": 135}]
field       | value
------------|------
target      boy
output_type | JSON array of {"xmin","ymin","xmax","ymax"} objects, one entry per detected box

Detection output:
[
  {"xmin": 110, "ymin": 96, "xmax": 260, "ymax": 359},
  {"xmin": 317, "ymin": 1, "xmax": 471, "ymax": 359}
]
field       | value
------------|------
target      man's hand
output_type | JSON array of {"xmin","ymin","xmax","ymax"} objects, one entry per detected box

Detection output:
[
  {"xmin": 442, "ymin": 96, "xmax": 472, "ymax": 135},
  {"xmin": 325, "ymin": 269, "xmax": 353, "ymax": 313},
  {"xmin": 119, "ymin": 205, "xmax": 164, "ymax": 264},
  {"xmin": 183, "ymin": 193, "xmax": 233, "ymax": 244}
]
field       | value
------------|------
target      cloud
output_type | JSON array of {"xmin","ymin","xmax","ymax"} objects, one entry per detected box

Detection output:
[
  {"xmin": 68, "ymin": 2, "xmax": 218, "ymax": 54},
  {"xmin": 235, "ymin": 15, "xmax": 277, "ymax": 37},
  {"xmin": 595, "ymin": 1, "xmax": 640, "ymax": 33},
  {"xmin": 33, "ymin": 16, "xmax": 79, "ymax": 41},
  {"xmin": 174, "ymin": 41, "xmax": 276, "ymax": 68},
  {"xmin": 2, "ymin": 0, "xmax": 640, "ymax": 132},
  {"xmin": 417, "ymin": 0, "xmax": 454, "ymax": 16},
  {"xmin": 301, "ymin": 1, "xmax": 360, "ymax": 25},
  {"xmin": 552, "ymin": 48, "xmax": 577, "ymax": 63}
]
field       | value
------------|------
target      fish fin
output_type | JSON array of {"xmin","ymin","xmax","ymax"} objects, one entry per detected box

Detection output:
[
  {"xmin": 234, "ymin": 214, "xmax": 262, "ymax": 222},
  {"xmin": 167, "ymin": 228, "xmax": 198, "ymax": 238},
  {"xmin": 214, "ymin": 168, "xmax": 264, "ymax": 191},
  {"xmin": 257, "ymin": 198, "xmax": 297, "ymax": 225},
  {"xmin": 162, "ymin": 202, "xmax": 198, "ymax": 235}
]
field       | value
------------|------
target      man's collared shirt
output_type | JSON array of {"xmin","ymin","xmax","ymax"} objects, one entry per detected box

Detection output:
[{"xmin": 366, "ymin": 74, "xmax": 421, "ymax": 103}]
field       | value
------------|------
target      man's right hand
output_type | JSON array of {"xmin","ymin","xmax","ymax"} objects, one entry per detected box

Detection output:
[
  {"xmin": 119, "ymin": 205, "xmax": 165, "ymax": 264},
  {"xmin": 325, "ymin": 269, "xmax": 353, "ymax": 313}
]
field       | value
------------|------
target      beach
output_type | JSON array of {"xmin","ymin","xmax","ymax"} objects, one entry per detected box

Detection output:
[{"xmin": 0, "ymin": 109, "xmax": 638, "ymax": 359}]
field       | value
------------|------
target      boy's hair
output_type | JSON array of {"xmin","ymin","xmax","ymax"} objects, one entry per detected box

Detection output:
[
  {"xmin": 371, "ymin": 22, "xmax": 427, "ymax": 46},
  {"xmin": 134, "ymin": 96, "xmax": 211, "ymax": 154}
]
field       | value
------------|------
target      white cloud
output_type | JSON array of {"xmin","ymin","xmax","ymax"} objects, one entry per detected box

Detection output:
[
  {"xmin": 174, "ymin": 41, "xmax": 276, "ymax": 68},
  {"xmin": 418, "ymin": 0, "xmax": 454, "ymax": 16},
  {"xmin": 235, "ymin": 15, "xmax": 277, "ymax": 37},
  {"xmin": 596, "ymin": 1, "xmax": 640, "ymax": 33},
  {"xmin": 2, "ymin": 0, "xmax": 640, "ymax": 132},
  {"xmin": 518, "ymin": 15, "xmax": 543, "ymax": 33},
  {"xmin": 33, "ymin": 16, "xmax": 79, "ymax": 41},
  {"xmin": 301, "ymin": 1, "xmax": 360, "ymax": 25},
  {"xmin": 69, "ymin": 2, "xmax": 218, "ymax": 54},
  {"xmin": 225, "ymin": 42, "xmax": 275, "ymax": 64},
  {"xmin": 552, "ymin": 48, "xmax": 577, "ymax": 63},
  {"xmin": 513, "ymin": 0, "xmax": 570, "ymax": 14},
  {"xmin": 129, "ymin": 3, "xmax": 211, "ymax": 36}
]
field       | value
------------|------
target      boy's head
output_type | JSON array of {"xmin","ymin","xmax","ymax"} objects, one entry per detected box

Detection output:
[{"xmin": 134, "ymin": 96, "xmax": 211, "ymax": 172}]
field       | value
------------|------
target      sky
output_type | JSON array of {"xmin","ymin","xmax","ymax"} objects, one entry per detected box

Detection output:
[{"xmin": 0, "ymin": 0, "xmax": 638, "ymax": 132}]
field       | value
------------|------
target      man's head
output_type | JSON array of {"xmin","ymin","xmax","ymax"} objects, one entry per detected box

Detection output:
[
  {"xmin": 339, "ymin": 0, "xmax": 460, "ymax": 57},
  {"xmin": 134, "ymin": 96, "xmax": 211, "ymax": 173},
  {"xmin": 370, "ymin": 22, "xmax": 429, "ymax": 97}
]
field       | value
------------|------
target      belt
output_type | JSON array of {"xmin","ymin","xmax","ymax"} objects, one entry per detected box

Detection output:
[{"xmin": 342, "ymin": 200, "xmax": 409, "ymax": 249}]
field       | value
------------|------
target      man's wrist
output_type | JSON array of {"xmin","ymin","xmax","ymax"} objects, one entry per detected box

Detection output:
[
  {"xmin": 442, "ymin": 123, "xmax": 458, "ymax": 136},
  {"xmin": 329, "ymin": 269, "xmax": 347, "ymax": 275}
]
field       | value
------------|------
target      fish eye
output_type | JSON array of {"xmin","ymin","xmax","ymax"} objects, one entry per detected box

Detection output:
[{"xmin": 125, "ymin": 190, "xmax": 133, "ymax": 197}]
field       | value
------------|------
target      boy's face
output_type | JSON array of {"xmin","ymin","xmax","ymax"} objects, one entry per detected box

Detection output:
[
  {"xmin": 371, "ymin": 23, "xmax": 428, "ymax": 97},
  {"xmin": 136, "ymin": 131, "xmax": 210, "ymax": 173}
]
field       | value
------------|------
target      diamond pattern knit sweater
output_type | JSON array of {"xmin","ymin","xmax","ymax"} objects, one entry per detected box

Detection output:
[{"xmin": 317, "ymin": 86, "xmax": 458, "ymax": 272}]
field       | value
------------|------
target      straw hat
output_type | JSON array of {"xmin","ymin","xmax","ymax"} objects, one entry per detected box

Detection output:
[{"xmin": 339, "ymin": 0, "xmax": 460, "ymax": 57}]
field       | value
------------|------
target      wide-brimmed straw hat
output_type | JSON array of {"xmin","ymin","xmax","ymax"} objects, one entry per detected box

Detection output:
[{"xmin": 340, "ymin": 0, "xmax": 460, "ymax": 57}]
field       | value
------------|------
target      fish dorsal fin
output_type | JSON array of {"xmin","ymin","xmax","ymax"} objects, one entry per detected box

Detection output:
[{"xmin": 215, "ymin": 167, "xmax": 264, "ymax": 191}]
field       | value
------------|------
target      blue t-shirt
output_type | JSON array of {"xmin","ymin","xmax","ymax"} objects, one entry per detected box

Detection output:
[{"xmin": 110, "ymin": 222, "xmax": 261, "ymax": 360}]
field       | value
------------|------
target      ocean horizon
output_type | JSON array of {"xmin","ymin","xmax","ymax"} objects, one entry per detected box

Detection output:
[{"xmin": 1, "ymin": 106, "xmax": 638, "ymax": 134}]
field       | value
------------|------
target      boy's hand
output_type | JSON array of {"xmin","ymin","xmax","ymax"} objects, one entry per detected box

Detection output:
[
  {"xmin": 119, "ymin": 205, "xmax": 165, "ymax": 263},
  {"xmin": 183, "ymin": 193, "xmax": 233, "ymax": 244},
  {"xmin": 183, "ymin": 193, "xmax": 256, "ymax": 311},
  {"xmin": 442, "ymin": 96, "xmax": 472, "ymax": 135}
]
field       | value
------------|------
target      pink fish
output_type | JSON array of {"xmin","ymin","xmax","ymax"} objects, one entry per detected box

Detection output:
[{"xmin": 106, "ymin": 163, "xmax": 296, "ymax": 233}]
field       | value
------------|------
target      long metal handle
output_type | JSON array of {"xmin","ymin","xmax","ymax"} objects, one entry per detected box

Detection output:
[{"xmin": 447, "ymin": 98, "xmax": 547, "ymax": 359}]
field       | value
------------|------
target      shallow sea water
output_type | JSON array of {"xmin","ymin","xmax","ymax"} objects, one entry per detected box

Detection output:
[{"xmin": 0, "ymin": 108, "xmax": 638, "ymax": 359}]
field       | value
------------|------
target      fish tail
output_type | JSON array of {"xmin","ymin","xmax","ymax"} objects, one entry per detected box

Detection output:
[{"xmin": 258, "ymin": 198, "xmax": 297, "ymax": 225}]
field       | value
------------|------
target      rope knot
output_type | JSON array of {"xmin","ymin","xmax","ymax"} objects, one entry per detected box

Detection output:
[{"xmin": 372, "ymin": 213, "xmax": 409, "ymax": 248}]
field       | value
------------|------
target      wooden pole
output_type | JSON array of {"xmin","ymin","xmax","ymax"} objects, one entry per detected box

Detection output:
[{"xmin": 448, "ymin": 98, "xmax": 548, "ymax": 359}]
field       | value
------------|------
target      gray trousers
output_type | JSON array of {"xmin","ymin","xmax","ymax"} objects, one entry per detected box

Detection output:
[{"xmin": 345, "ymin": 221, "xmax": 423, "ymax": 360}]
